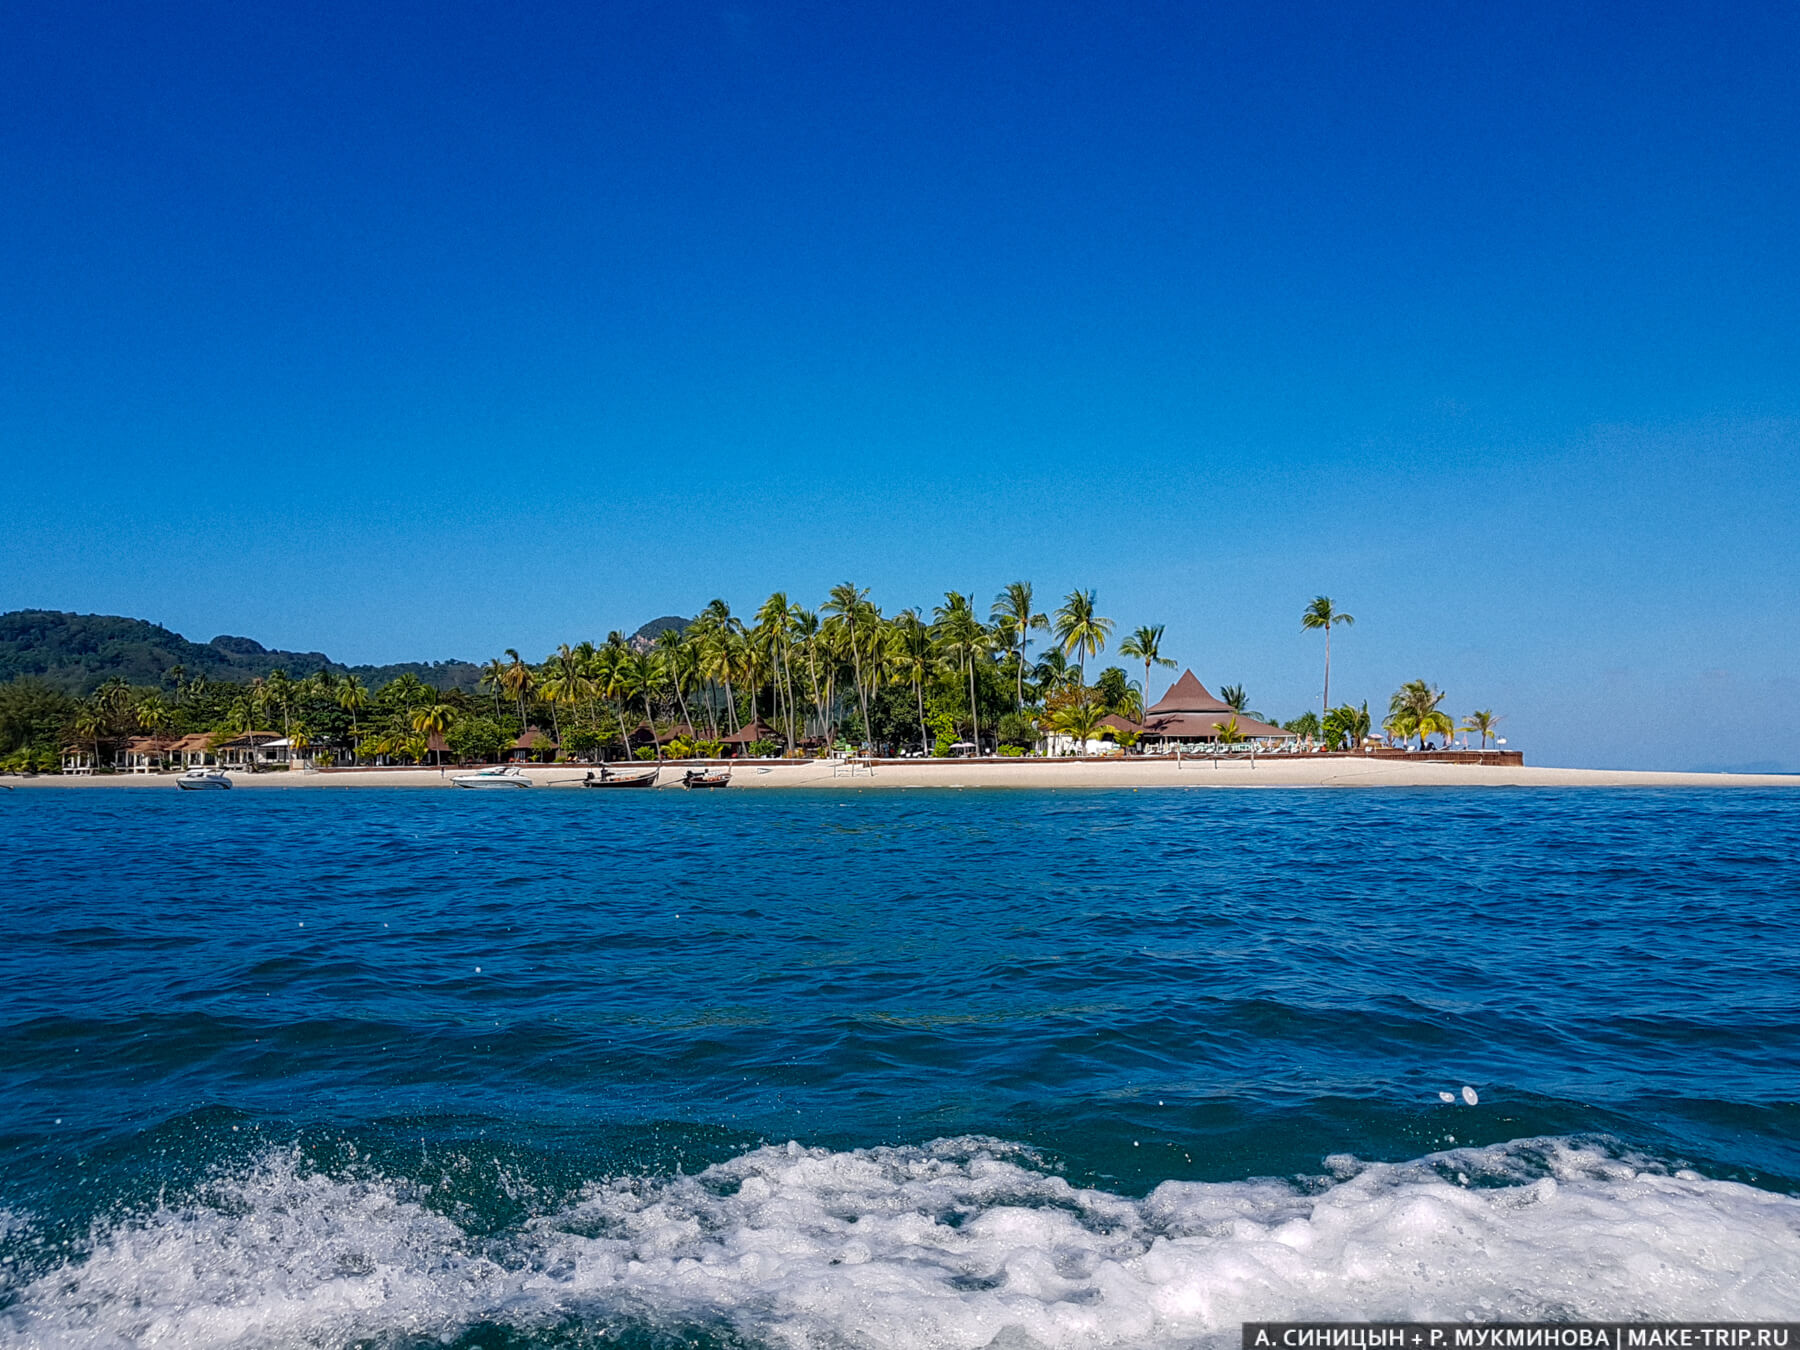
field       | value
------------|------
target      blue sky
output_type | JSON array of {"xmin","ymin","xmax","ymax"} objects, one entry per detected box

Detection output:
[{"xmin": 3, "ymin": 3, "xmax": 1796, "ymax": 769}]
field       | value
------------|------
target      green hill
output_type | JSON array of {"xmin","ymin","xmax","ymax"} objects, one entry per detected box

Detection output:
[{"xmin": 0, "ymin": 610, "xmax": 483, "ymax": 697}]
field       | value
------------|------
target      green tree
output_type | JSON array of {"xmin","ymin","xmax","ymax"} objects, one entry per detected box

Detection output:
[
  {"xmin": 1283, "ymin": 710, "xmax": 1322, "ymax": 741},
  {"xmin": 932, "ymin": 591, "xmax": 992, "ymax": 752},
  {"xmin": 445, "ymin": 715, "xmax": 511, "ymax": 763},
  {"xmin": 990, "ymin": 582, "xmax": 1048, "ymax": 710},
  {"xmin": 886, "ymin": 609, "xmax": 937, "ymax": 757},
  {"xmin": 1052, "ymin": 589, "xmax": 1113, "ymax": 685},
  {"xmin": 1118, "ymin": 624, "xmax": 1176, "ymax": 721},
  {"xmin": 1214, "ymin": 715, "xmax": 1246, "ymax": 745},
  {"xmin": 336, "ymin": 675, "xmax": 369, "ymax": 752},
  {"xmin": 1301, "ymin": 596, "xmax": 1355, "ymax": 715},
  {"xmin": 1384, "ymin": 680, "xmax": 1453, "ymax": 748},
  {"xmin": 500, "ymin": 650, "xmax": 534, "ymax": 729},
  {"xmin": 1462, "ymin": 709, "xmax": 1501, "ymax": 749},
  {"xmin": 1321, "ymin": 701, "xmax": 1372, "ymax": 751}
]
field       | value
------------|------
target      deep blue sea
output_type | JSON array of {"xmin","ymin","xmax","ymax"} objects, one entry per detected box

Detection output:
[{"xmin": 2, "ymin": 787, "xmax": 1797, "ymax": 1347}]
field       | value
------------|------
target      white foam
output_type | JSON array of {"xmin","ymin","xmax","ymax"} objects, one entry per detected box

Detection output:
[{"xmin": 5, "ymin": 1137, "xmax": 1798, "ymax": 1349}]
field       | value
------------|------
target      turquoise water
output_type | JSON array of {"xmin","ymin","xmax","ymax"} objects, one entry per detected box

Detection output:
[{"xmin": 1, "ymin": 788, "xmax": 1797, "ymax": 1346}]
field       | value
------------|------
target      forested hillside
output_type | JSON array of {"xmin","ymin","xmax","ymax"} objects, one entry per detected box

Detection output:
[{"xmin": 0, "ymin": 611, "xmax": 481, "ymax": 696}]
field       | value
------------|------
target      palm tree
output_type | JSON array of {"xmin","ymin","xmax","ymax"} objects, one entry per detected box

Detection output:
[
  {"xmin": 823, "ymin": 583, "xmax": 880, "ymax": 749},
  {"xmin": 1052, "ymin": 589, "xmax": 1113, "ymax": 686},
  {"xmin": 932, "ymin": 592, "xmax": 992, "ymax": 753},
  {"xmin": 1321, "ymin": 701, "xmax": 1371, "ymax": 751},
  {"xmin": 887, "ymin": 608, "xmax": 936, "ymax": 755},
  {"xmin": 537, "ymin": 645, "xmax": 590, "ymax": 745},
  {"xmin": 479, "ymin": 658, "xmax": 509, "ymax": 720},
  {"xmin": 1215, "ymin": 715, "xmax": 1246, "ymax": 746},
  {"xmin": 1050, "ymin": 695, "xmax": 1106, "ymax": 752},
  {"xmin": 411, "ymin": 702, "xmax": 456, "ymax": 737},
  {"xmin": 336, "ymin": 675, "xmax": 369, "ymax": 751},
  {"xmin": 1301, "ymin": 596, "xmax": 1355, "ymax": 715},
  {"xmin": 1118, "ymin": 624, "xmax": 1175, "ymax": 721},
  {"xmin": 1462, "ymin": 709, "xmax": 1501, "ymax": 749},
  {"xmin": 265, "ymin": 668, "xmax": 295, "ymax": 739},
  {"xmin": 1384, "ymin": 679, "xmax": 1454, "ymax": 748},
  {"xmin": 73, "ymin": 706, "xmax": 105, "ymax": 767},
  {"xmin": 500, "ymin": 650, "xmax": 535, "ymax": 728},
  {"xmin": 1030, "ymin": 646, "xmax": 1075, "ymax": 699},
  {"xmin": 991, "ymin": 582, "xmax": 1048, "ymax": 710},
  {"xmin": 1219, "ymin": 684, "xmax": 1248, "ymax": 713},
  {"xmin": 753, "ymin": 593, "xmax": 797, "ymax": 754},
  {"xmin": 284, "ymin": 720, "xmax": 319, "ymax": 767}
]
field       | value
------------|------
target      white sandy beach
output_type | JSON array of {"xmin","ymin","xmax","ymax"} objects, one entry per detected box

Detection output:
[{"xmin": 9, "ymin": 758, "xmax": 1796, "ymax": 790}]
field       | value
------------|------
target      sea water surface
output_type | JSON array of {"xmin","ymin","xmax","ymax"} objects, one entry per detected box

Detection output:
[{"xmin": 1, "ymin": 786, "xmax": 1797, "ymax": 1347}]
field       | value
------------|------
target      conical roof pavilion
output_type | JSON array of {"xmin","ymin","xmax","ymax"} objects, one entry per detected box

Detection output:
[
  {"xmin": 1146, "ymin": 670, "xmax": 1233, "ymax": 715},
  {"xmin": 1140, "ymin": 669, "xmax": 1293, "ymax": 743}
]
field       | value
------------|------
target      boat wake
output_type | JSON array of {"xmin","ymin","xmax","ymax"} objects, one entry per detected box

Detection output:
[{"xmin": 3, "ymin": 1135, "xmax": 1796, "ymax": 1349}]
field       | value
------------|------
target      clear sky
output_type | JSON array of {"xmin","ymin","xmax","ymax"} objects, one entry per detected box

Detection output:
[{"xmin": 3, "ymin": 3, "xmax": 1796, "ymax": 770}]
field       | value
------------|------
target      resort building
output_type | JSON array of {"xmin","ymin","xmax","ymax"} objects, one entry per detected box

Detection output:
[
  {"xmin": 117, "ymin": 736, "xmax": 179, "ymax": 773},
  {"xmin": 214, "ymin": 731, "xmax": 286, "ymax": 770},
  {"xmin": 509, "ymin": 728, "xmax": 559, "ymax": 762},
  {"xmin": 1134, "ymin": 670, "xmax": 1295, "ymax": 749},
  {"xmin": 61, "ymin": 747, "xmax": 95, "ymax": 775},
  {"xmin": 169, "ymin": 733, "xmax": 218, "ymax": 768}
]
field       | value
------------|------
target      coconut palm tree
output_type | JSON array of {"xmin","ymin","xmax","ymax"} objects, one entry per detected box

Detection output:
[
  {"xmin": 1462, "ymin": 709, "xmax": 1501, "ymax": 749},
  {"xmin": 1321, "ymin": 701, "xmax": 1371, "ymax": 751},
  {"xmin": 1030, "ymin": 646, "xmax": 1075, "ymax": 700},
  {"xmin": 823, "ymin": 583, "xmax": 881, "ymax": 749},
  {"xmin": 264, "ymin": 668, "xmax": 295, "ymax": 739},
  {"xmin": 1052, "ymin": 589, "xmax": 1113, "ymax": 686},
  {"xmin": 1384, "ymin": 680, "xmax": 1454, "ymax": 748},
  {"xmin": 1215, "ymin": 715, "xmax": 1246, "ymax": 745},
  {"xmin": 1050, "ymin": 694, "xmax": 1106, "ymax": 752},
  {"xmin": 887, "ymin": 608, "xmax": 936, "ymax": 756},
  {"xmin": 991, "ymin": 582, "xmax": 1048, "ymax": 710},
  {"xmin": 479, "ymin": 658, "xmax": 509, "ymax": 720},
  {"xmin": 537, "ymin": 645, "xmax": 591, "ymax": 744},
  {"xmin": 336, "ymin": 675, "xmax": 369, "ymax": 751},
  {"xmin": 753, "ymin": 593, "xmax": 798, "ymax": 754},
  {"xmin": 1118, "ymin": 624, "xmax": 1176, "ymax": 720},
  {"xmin": 1301, "ymin": 596, "xmax": 1355, "ymax": 715},
  {"xmin": 500, "ymin": 650, "xmax": 535, "ymax": 729},
  {"xmin": 932, "ymin": 592, "xmax": 992, "ymax": 752}
]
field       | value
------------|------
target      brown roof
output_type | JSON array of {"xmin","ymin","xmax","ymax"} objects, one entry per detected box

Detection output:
[
  {"xmin": 1146, "ymin": 670, "xmax": 1233, "ymax": 715},
  {"xmin": 630, "ymin": 721, "xmax": 696, "ymax": 740},
  {"xmin": 1097, "ymin": 714, "xmax": 1145, "ymax": 736},
  {"xmin": 1141, "ymin": 710, "xmax": 1294, "ymax": 740},
  {"xmin": 215, "ymin": 731, "xmax": 280, "ymax": 747},
  {"xmin": 719, "ymin": 720, "xmax": 777, "ymax": 743},
  {"xmin": 123, "ymin": 736, "xmax": 178, "ymax": 753},
  {"xmin": 169, "ymin": 733, "xmax": 215, "ymax": 753},
  {"xmin": 427, "ymin": 732, "xmax": 450, "ymax": 753},
  {"xmin": 512, "ymin": 728, "xmax": 557, "ymax": 749}
]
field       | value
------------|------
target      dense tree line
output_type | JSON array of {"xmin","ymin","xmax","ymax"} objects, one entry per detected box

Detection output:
[{"xmin": 0, "ymin": 587, "xmax": 1501, "ymax": 771}]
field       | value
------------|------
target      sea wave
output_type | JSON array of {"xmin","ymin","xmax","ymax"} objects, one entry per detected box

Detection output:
[{"xmin": 4, "ymin": 1135, "xmax": 1797, "ymax": 1349}]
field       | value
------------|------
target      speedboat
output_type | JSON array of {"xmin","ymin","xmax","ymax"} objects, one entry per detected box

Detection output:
[
  {"xmin": 176, "ymin": 768, "xmax": 232, "ymax": 790},
  {"xmin": 452, "ymin": 765, "xmax": 533, "ymax": 789}
]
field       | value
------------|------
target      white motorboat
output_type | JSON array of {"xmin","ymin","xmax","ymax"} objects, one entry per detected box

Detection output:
[
  {"xmin": 175, "ymin": 768, "xmax": 232, "ymax": 790},
  {"xmin": 452, "ymin": 765, "xmax": 533, "ymax": 789}
]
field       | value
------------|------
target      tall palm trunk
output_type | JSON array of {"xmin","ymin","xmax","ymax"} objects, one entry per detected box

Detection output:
[
  {"xmin": 641, "ymin": 693, "xmax": 661, "ymax": 759},
  {"xmin": 1322, "ymin": 627, "xmax": 1331, "ymax": 715},
  {"xmin": 967, "ymin": 658, "xmax": 980, "ymax": 753},
  {"xmin": 915, "ymin": 676, "xmax": 929, "ymax": 756}
]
